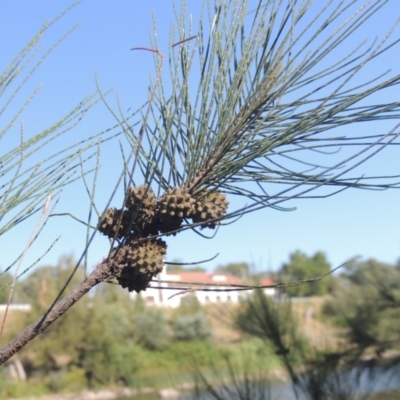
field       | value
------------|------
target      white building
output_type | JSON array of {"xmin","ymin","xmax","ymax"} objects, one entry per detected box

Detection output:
[
  {"xmin": 131, "ymin": 268, "xmax": 276, "ymax": 307},
  {"xmin": 0, "ymin": 304, "xmax": 31, "ymax": 312}
]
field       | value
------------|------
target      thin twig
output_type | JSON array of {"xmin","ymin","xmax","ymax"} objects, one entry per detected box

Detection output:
[{"xmin": 164, "ymin": 263, "xmax": 345, "ymax": 299}]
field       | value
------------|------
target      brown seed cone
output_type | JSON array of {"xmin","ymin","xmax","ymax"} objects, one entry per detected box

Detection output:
[
  {"xmin": 125, "ymin": 185, "xmax": 158, "ymax": 235},
  {"xmin": 191, "ymin": 190, "xmax": 229, "ymax": 229},
  {"xmin": 126, "ymin": 185, "xmax": 156, "ymax": 213},
  {"xmin": 153, "ymin": 217, "xmax": 183, "ymax": 236},
  {"xmin": 109, "ymin": 239, "xmax": 167, "ymax": 293},
  {"xmin": 156, "ymin": 187, "xmax": 195, "ymax": 233},
  {"xmin": 98, "ymin": 208, "xmax": 133, "ymax": 239}
]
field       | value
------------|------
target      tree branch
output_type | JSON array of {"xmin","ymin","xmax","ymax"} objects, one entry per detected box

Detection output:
[{"xmin": 0, "ymin": 261, "xmax": 111, "ymax": 365}]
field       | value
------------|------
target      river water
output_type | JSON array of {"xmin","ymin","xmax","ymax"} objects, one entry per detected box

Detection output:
[{"xmin": 117, "ymin": 364, "xmax": 400, "ymax": 400}]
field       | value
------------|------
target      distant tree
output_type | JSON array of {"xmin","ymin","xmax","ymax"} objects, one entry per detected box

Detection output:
[
  {"xmin": 215, "ymin": 262, "xmax": 250, "ymax": 279},
  {"xmin": 170, "ymin": 265, "xmax": 206, "ymax": 273},
  {"xmin": 78, "ymin": 301, "xmax": 138, "ymax": 387},
  {"xmin": 3, "ymin": 278, "xmax": 139, "ymax": 391},
  {"xmin": 167, "ymin": 260, "xmax": 206, "ymax": 273},
  {"xmin": 134, "ymin": 309, "xmax": 170, "ymax": 350},
  {"xmin": 166, "ymin": 264, "xmax": 186, "ymax": 272},
  {"xmin": 94, "ymin": 279, "xmax": 131, "ymax": 304},
  {"xmin": 0, "ymin": 272, "xmax": 13, "ymax": 304},
  {"xmin": 341, "ymin": 257, "xmax": 398, "ymax": 286},
  {"xmin": 173, "ymin": 312, "xmax": 212, "ymax": 341},
  {"xmin": 177, "ymin": 293, "xmax": 203, "ymax": 315},
  {"xmin": 333, "ymin": 258, "xmax": 400, "ymax": 351},
  {"xmin": 16, "ymin": 255, "xmax": 84, "ymax": 309},
  {"xmin": 188, "ymin": 266, "xmax": 207, "ymax": 272},
  {"xmin": 280, "ymin": 251, "xmax": 334, "ymax": 297}
]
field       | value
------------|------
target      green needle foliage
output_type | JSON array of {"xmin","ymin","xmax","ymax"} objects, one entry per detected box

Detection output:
[
  {"xmin": 0, "ymin": 3, "xmax": 125, "ymax": 286},
  {"xmin": 127, "ymin": 0, "xmax": 400, "ymax": 223},
  {"xmin": 0, "ymin": 4, "xmax": 100, "ymax": 238}
]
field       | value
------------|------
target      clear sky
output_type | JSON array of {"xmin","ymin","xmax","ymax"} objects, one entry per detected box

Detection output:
[{"xmin": 1, "ymin": 0, "xmax": 400, "ymax": 279}]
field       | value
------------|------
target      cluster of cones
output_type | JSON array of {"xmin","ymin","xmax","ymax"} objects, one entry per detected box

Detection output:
[{"xmin": 98, "ymin": 186, "xmax": 229, "ymax": 292}]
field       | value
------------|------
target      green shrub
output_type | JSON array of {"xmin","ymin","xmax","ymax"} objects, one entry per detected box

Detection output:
[
  {"xmin": 177, "ymin": 293, "xmax": 202, "ymax": 315},
  {"xmin": 134, "ymin": 309, "xmax": 170, "ymax": 350},
  {"xmin": 12, "ymin": 290, "xmax": 140, "ymax": 390},
  {"xmin": 47, "ymin": 366, "xmax": 87, "ymax": 393},
  {"xmin": 173, "ymin": 312, "xmax": 212, "ymax": 341},
  {"xmin": 0, "ymin": 368, "xmax": 49, "ymax": 398},
  {"xmin": 321, "ymin": 299, "xmax": 348, "ymax": 327}
]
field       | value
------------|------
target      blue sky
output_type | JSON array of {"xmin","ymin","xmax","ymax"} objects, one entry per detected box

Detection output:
[{"xmin": 1, "ymin": 0, "xmax": 400, "ymax": 278}]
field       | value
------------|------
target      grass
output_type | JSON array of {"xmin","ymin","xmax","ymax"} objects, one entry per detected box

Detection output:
[
  {"xmin": 132, "ymin": 338, "xmax": 281, "ymax": 389},
  {"xmin": 370, "ymin": 391, "xmax": 400, "ymax": 400}
]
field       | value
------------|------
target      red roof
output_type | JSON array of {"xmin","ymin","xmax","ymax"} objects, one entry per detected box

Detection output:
[
  {"xmin": 164, "ymin": 272, "xmax": 275, "ymax": 287},
  {"xmin": 165, "ymin": 271, "xmax": 244, "ymax": 287},
  {"xmin": 260, "ymin": 278, "xmax": 275, "ymax": 286}
]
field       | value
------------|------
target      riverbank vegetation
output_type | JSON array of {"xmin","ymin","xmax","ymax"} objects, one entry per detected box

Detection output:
[
  {"xmin": 191, "ymin": 257, "xmax": 400, "ymax": 399},
  {"xmin": 1, "ymin": 253, "xmax": 399, "ymax": 399}
]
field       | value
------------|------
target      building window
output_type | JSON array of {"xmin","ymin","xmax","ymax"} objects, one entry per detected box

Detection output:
[
  {"xmin": 216, "ymin": 295, "xmax": 221, "ymax": 302},
  {"xmin": 205, "ymin": 296, "xmax": 210, "ymax": 303},
  {"xmin": 227, "ymin": 295, "xmax": 232, "ymax": 302}
]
